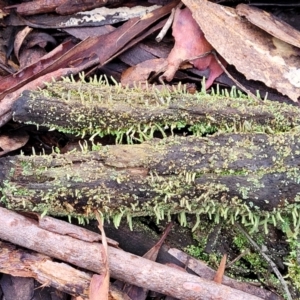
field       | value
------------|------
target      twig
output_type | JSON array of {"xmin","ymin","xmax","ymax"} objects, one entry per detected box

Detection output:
[
  {"xmin": 157, "ymin": 51, "xmax": 213, "ymax": 84},
  {"xmin": 156, "ymin": 2, "xmax": 183, "ymax": 42},
  {"xmin": 211, "ymin": 50, "xmax": 263, "ymax": 103},
  {"xmin": 226, "ymin": 249, "xmax": 250, "ymax": 268},
  {"xmin": 236, "ymin": 223, "xmax": 292, "ymax": 300}
]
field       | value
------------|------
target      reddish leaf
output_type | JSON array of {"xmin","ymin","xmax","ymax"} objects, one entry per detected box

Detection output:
[{"xmin": 162, "ymin": 7, "xmax": 224, "ymax": 89}]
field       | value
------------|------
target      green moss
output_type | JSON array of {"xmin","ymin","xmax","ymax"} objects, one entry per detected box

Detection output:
[{"xmin": 185, "ymin": 222, "xmax": 285, "ymax": 295}]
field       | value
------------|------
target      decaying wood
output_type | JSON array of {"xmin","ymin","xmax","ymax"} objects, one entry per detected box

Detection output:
[
  {"xmin": 0, "ymin": 240, "xmax": 91, "ymax": 298},
  {"xmin": 0, "ymin": 240, "xmax": 131, "ymax": 299},
  {"xmin": 0, "ymin": 208, "xmax": 263, "ymax": 300},
  {"xmin": 11, "ymin": 80, "xmax": 300, "ymax": 139},
  {"xmin": 1, "ymin": 131, "xmax": 300, "ymax": 227}
]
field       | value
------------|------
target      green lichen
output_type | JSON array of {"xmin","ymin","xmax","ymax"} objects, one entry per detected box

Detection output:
[{"xmin": 12, "ymin": 74, "xmax": 300, "ymax": 144}]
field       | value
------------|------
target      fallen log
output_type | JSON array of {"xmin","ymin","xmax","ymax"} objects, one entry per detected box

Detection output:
[
  {"xmin": 1, "ymin": 132, "xmax": 300, "ymax": 231},
  {"xmin": 0, "ymin": 208, "xmax": 263, "ymax": 300},
  {"xmin": 11, "ymin": 78, "xmax": 300, "ymax": 142}
]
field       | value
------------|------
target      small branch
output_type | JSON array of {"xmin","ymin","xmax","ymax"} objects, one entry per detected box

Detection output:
[
  {"xmin": 211, "ymin": 50, "xmax": 263, "ymax": 103},
  {"xmin": 156, "ymin": 2, "xmax": 183, "ymax": 42},
  {"xmin": 0, "ymin": 208, "xmax": 263, "ymax": 300},
  {"xmin": 168, "ymin": 248, "xmax": 280, "ymax": 300},
  {"xmin": 236, "ymin": 224, "xmax": 292, "ymax": 300}
]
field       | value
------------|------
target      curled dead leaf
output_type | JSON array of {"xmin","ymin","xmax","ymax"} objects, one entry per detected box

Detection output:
[
  {"xmin": 121, "ymin": 58, "xmax": 167, "ymax": 86},
  {"xmin": 0, "ymin": 130, "xmax": 29, "ymax": 157},
  {"xmin": 14, "ymin": 26, "xmax": 33, "ymax": 61},
  {"xmin": 162, "ymin": 7, "xmax": 224, "ymax": 89}
]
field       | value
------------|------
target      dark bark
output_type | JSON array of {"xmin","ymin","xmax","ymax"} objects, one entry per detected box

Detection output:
[
  {"xmin": 12, "ymin": 80, "xmax": 300, "ymax": 141},
  {"xmin": 1, "ymin": 132, "xmax": 300, "ymax": 229}
]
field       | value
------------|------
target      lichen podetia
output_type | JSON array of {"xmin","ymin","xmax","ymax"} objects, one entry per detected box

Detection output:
[
  {"xmin": 11, "ymin": 74, "xmax": 300, "ymax": 143},
  {"xmin": 6, "ymin": 74, "xmax": 300, "ymax": 296}
]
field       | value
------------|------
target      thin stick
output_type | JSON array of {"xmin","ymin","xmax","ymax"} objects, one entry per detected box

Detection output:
[
  {"xmin": 156, "ymin": 2, "xmax": 183, "ymax": 42},
  {"xmin": 211, "ymin": 50, "xmax": 263, "ymax": 103},
  {"xmin": 236, "ymin": 223, "xmax": 292, "ymax": 300},
  {"xmin": 226, "ymin": 249, "xmax": 250, "ymax": 268}
]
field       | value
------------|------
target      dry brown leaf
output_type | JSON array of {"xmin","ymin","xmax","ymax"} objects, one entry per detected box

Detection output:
[
  {"xmin": 143, "ymin": 222, "xmax": 173, "ymax": 261},
  {"xmin": 18, "ymin": 31, "xmax": 57, "ymax": 68},
  {"xmin": 121, "ymin": 58, "xmax": 167, "ymax": 86},
  {"xmin": 14, "ymin": 26, "xmax": 32, "ymax": 61},
  {"xmin": 26, "ymin": 31, "xmax": 57, "ymax": 49},
  {"xmin": 89, "ymin": 274, "xmax": 108, "ymax": 300},
  {"xmin": 0, "ymin": 8, "xmax": 7, "ymax": 18},
  {"xmin": 214, "ymin": 254, "xmax": 227, "ymax": 284},
  {"xmin": 0, "ymin": 130, "xmax": 29, "ymax": 156},
  {"xmin": 19, "ymin": 47, "xmax": 46, "ymax": 69},
  {"xmin": 161, "ymin": 7, "xmax": 224, "ymax": 89},
  {"xmin": 236, "ymin": 4, "xmax": 300, "ymax": 49},
  {"xmin": 182, "ymin": 0, "xmax": 300, "ymax": 101}
]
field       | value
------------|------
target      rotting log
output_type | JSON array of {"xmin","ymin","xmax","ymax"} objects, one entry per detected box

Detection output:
[
  {"xmin": 1, "ymin": 132, "xmax": 300, "ymax": 232},
  {"xmin": 11, "ymin": 78, "xmax": 300, "ymax": 142},
  {"xmin": 0, "ymin": 241, "xmax": 91, "ymax": 298}
]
